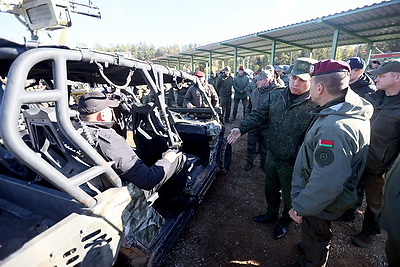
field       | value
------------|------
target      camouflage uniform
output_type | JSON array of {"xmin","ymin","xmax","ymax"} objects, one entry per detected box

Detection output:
[
  {"xmin": 216, "ymin": 73, "xmax": 233, "ymax": 123},
  {"xmin": 239, "ymin": 86, "xmax": 315, "ymax": 228},
  {"xmin": 244, "ymin": 84, "xmax": 275, "ymax": 169},
  {"xmin": 183, "ymin": 83, "xmax": 219, "ymax": 108}
]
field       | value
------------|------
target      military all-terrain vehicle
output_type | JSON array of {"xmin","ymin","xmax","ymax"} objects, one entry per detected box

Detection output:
[{"xmin": 0, "ymin": 2, "xmax": 231, "ymax": 266}]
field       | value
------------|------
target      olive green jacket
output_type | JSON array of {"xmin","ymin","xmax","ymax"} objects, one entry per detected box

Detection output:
[{"xmin": 239, "ymin": 86, "xmax": 315, "ymax": 162}]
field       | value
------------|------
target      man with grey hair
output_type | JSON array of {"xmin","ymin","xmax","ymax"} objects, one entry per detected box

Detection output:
[{"xmin": 228, "ymin": 58, "xmax": 317, "ymax": 239}]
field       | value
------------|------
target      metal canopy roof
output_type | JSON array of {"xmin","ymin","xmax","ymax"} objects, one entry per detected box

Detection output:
[{"xmin": 150, "ymin": 0, "xmax": 400, "ymax": 67}]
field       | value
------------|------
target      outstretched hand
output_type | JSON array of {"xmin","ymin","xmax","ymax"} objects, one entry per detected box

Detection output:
[{"xmin": 227, "ymin": 128, "xmax": 242, "ymax": 144}]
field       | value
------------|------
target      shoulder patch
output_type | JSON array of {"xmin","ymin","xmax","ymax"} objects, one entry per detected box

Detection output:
[
  {"xmin": 319, "ymin": 139, "xmax": 333, "ymax": 148},
  {"xmin": 315, "ymin": 147, "xmax": 334, "ymax": 166}
]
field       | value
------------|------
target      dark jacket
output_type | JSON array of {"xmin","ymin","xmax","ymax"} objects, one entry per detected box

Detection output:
[
  {"xmin": 86, "ymin": 122, "xmax": 172, "ymax": 190},
  {"xmin": 216, "ymin": 73, "xmax": 233, "ymax": 98},
  {"xmin": 233, "ymin": 74, "xmax": 250, "ymax": 99},
  {"xmin": 239, "ymin": 86, "xmax": 316, "ymax": 162},
  {"xmin": 183, "ymin": 83, "xmax": 219, "ymax": 108},
  {"xmin": 364, "ymin": 90, "xmax": 400, "ymax": 175},
  {"xmin": 350, "ymin": 73, "xmax": 376, "ymax": 97}
]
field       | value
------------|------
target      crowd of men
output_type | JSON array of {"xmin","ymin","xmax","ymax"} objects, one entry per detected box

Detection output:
[
  {"xmin": 74, "ymin": 56, "xmax": 400, "ymax": 267},
  {"xmin": 226, "ymin": 57, "xmax": 400, "ymax": 267}
]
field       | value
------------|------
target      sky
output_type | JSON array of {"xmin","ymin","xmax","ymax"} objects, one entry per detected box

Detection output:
[{"xmin": 0, "ymin": 0, "xmax": 381, "ymax": 49}]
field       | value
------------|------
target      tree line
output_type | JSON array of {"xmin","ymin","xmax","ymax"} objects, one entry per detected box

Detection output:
[{"xmin": 93, "ymin": 40, "xmax": 400, "ymax": 72}]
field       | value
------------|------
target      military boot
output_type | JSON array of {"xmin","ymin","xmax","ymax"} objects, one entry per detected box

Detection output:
[{"xmin": 243, "ymin": 162, "xmax": 253, "ymax": 171}]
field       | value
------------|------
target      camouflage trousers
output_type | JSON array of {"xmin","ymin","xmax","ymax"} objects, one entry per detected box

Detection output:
[
  {"xmin": 264, "ymin": 152, "xmax": 295, "ymax": 228},
  {"xmin": 245, "ymin": 128, "xmax": 268, "ymax": 167}
]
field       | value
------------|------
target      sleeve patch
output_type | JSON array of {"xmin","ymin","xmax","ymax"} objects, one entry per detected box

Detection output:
[{"xmin": 315, "ymin": 147, "xmax": 334, "ymax": 166}]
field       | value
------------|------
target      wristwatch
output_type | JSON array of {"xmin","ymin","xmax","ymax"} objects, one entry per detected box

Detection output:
[{"xmin": 294, "ymin": 210, "xmax": 301, "ymax": 217}]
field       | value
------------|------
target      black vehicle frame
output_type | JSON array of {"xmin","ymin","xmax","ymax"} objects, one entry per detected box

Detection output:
[{"xmin": 0, "ymin": 38, "xmax": 231, "ymax": 266}]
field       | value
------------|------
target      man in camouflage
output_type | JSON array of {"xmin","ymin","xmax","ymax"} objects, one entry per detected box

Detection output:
[
  {"xmin": 243, "ymin": 70, "xmax": 277, "ymax": 171},
  {"xmin": 227, "ymin": 58, "xmax": 317, "ymax": 239}
]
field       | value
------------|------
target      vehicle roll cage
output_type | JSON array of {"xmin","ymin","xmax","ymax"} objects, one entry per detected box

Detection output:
[{"xmin": 0, "ymin": 47, "xmax": 218, "ymax": 208}]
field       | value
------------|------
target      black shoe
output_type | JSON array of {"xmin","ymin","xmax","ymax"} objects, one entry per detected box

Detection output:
[
  {"xmin": 253, "ymin": 214, "xmax": 278, "ymax": 223},
  {"xmin": 351, "ymin": 232, "xmax": 376, "ymax": 247},
  {"xmin": 272, "ymin": 225, "xmax": 288, "ymax": 239},
  {"xmin": 243, "ymin": 162, "xmax": 253, "ymax": 171}
]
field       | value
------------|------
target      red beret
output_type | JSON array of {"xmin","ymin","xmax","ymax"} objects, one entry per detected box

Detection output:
[
  {"xmin": 194, "ymin": 71, "xmax": 205, "ymax": 77},
  {"xmin": 310, "ymin": 59, "xmax": 351, "ymax": 77}
]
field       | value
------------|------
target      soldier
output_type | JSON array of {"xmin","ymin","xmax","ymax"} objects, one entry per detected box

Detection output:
[
  {"xmin": 216, "ymin": 66, "xmax": 234, "ymax": 124},
  {"xmin": 338, "ymin": 57, "xmax": 377, "ymax": 222},
  {"xmin": 289, "ymin": 59, "xmax": 372, "ymax": 267},
  {"xmin": 208, "ymin": 71, "xmax": 218, "ymax": 91},
  {"xmin": 78, "ymin": 91, "xmax": 192, "ymax": 205},
  {"xmin": 184, "ymin": 71, "xmax": 219, "ymax": 108},
  {"xmin": 232, "ymin": 66, "xmax": 250, "ymax": 121},
  {"xmin": 227, "ymin": 58, "xmax": 317, "ymax": 239},
  {"xmin": 243, "ymin": 70, "xmax": 276, "ymax": 172}
]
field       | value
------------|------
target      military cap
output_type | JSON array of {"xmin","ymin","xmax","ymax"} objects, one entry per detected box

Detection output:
[
  {"xmin": 369, "ymin": 59, "xmax": 400, "ymax": 75},
  {"xmin": 78, "ymin": 91, "xmax": 119, "ymax": 114},
  {"xmin": 194, "ymin": 71, "xmax": 206, "ymax": 77},
  {"xmin": 255, "ymin": 70, "xmax": 270, "ymax": 81},
  {"xmin": 310, "ymin": 59, "xmax": 351, "ymax": 77},
  {"xmin": 347, "ymin": 57, "xmax": 366, "ymax": 70},
  {"xmin": 290, "ymin": 58, "xmax": 317, "ymax": 80}
]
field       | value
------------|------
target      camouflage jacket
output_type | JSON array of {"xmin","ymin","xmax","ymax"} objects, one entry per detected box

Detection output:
[{"xmin": 239, "ymin": 86, "xmax": 316, "ymax": 161}]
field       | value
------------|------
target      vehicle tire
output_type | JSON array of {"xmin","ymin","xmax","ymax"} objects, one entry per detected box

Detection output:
[{"xmin": 218, "ymin": 137, "xmax": 232, "ymax": 173}]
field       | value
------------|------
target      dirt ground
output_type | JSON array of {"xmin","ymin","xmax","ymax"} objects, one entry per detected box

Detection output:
[{"xmin": 162, "ymin": 114, "xmax": 388, "ymax": 267}]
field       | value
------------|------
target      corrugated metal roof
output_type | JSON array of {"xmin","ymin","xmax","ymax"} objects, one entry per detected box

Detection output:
[{"xmin": 150, "ymin": 0, "xmax": 400, "ymax": 65}]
